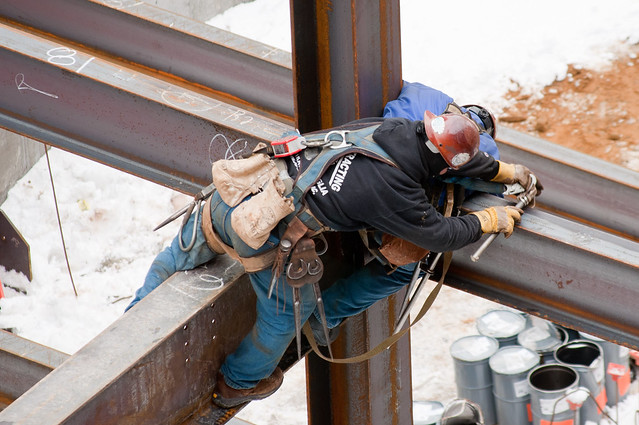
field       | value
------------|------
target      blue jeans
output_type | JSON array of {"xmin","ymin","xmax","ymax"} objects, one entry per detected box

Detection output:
[{"xmin": 127, "ymin": 191, "xmax": 416, "ymax": 389}]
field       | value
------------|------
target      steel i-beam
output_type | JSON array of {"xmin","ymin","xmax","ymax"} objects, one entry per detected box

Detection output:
[
  {"xmin": 0, "ymin": 22, "xmax": 291, "ymax": 194},
  {"xmin": 0, "ymin": 0, "xmax": 294, "ymax": 119},
  {"xmin": 290, "ymin": 0, "xmax": 402, "ymax": 132},
  {"xmin": 450, "ymin": 193, "xmax": 639, "ymax": 349},
  {"xmin": 288, "ymin": 1, "xmax": 408, "ymax": 424},
  {"xmin": 0, "ymin": 255, "xmax": 255, "ymax": 424},
  {"xmin": 497, "ymin": 126, "xmax": 639, "ymax": 241},
  {"xmin": 0, "ymin": 330, "xmax": 69, "ymax": 410}
]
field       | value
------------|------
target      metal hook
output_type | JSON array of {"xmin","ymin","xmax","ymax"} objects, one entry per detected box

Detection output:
[
  {"xmin": 287, "ymin": 259, "xmax": 308, "ymax": 280},
  {"xmin": 312, "ymin": 233, "xmax": 328, "ymax": 255},
  {"xmin": 178, "ymin": 199, "xmax": 201, "ymax": 252},
  {"xmin": 307, "ymin": 259, "xmax": 323, "ymax": 276}
]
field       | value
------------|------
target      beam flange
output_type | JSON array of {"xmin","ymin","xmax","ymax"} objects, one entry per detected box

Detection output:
[
  {"xmin": 0, "ymin": 0, "xmax": 294, "ymax": 118},
  {"xmin": 0, "ymin": 22, "xmax": 291, "ymax": 194},
  {"xmin": 0, "ymin": 255, "xmax": 255, "ymax": 424},
  {"xmin": 497, "ymin": 126, "xmax": 639, "ymax": 241},
  {"xmin": 449, "ymin": 193, "xmax": 639, "ymax": 349},
  {"xmin": 0, "ymin": 330, "xmax": 68, "ymax": 407}
]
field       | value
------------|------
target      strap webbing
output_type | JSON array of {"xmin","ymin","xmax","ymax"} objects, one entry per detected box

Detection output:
[{"xmin": 303, "ymin": 251, "xmax": 452, "ymax": 363}]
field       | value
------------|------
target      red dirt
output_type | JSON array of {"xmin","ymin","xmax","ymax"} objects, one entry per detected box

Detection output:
[{"xmin": 499, "ymin": 43, "xmax": 639, "ymax": 171}]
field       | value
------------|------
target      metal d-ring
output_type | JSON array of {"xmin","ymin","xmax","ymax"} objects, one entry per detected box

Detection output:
[{"xmin": 325, "ymin": 130, "xmax": 352, "ymax": 149}]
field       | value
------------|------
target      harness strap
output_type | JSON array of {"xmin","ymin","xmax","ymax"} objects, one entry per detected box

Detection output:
[
  {"xmin": 284, "ymin": 125, "xmax": 398, "ymax": 232},
  {"xmin": 201, "ymin": 199, "xmax": 276, "ymax": 273},
  {"xmin": 303, "ymin": 250, "xmax": 453, "ymax": 363}
]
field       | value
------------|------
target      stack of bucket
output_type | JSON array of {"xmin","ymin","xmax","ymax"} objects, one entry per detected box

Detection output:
[
  {"xmin": 449, "ymin": 309, "xmax": 633, "ymax": 425},
  {"xmin": 579, "ymin": 332, "xmax": 631, "ymax": 409}
]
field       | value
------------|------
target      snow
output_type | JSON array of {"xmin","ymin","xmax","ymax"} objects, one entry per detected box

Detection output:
[{"xmin": 2, "ymin": 0, "xmax": 639, "ymax": 423}]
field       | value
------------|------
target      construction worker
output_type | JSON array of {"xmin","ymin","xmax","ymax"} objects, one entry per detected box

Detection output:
[{"xmin": 127, "ymin": 82, "xmax": 542, "ymax": 408}]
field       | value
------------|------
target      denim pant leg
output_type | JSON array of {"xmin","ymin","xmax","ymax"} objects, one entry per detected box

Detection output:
[
  {"xmin": 316, "ymin": 261, "xmax": 418, "ymax": 328},
  {"xmin": 208, "ymin": 192, "xmax": 317, "ymax": 389},
  {"xmin": 220, "ymin": 268, "xmax": 316, "ymax": 389},
  {"xmin": 126, "ymin": 204, "xmax": 216, "ymax": 312}
]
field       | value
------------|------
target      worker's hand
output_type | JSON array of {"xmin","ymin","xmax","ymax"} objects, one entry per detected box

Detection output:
[
  {"xmin": 470, "ymin": 206, "xmax": 523, "ymax": 238},
  {"xmin": 491, "ymin": 161, "xmax": 544, "ymax": 199}
]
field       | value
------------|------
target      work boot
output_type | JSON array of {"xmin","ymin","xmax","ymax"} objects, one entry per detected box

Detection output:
[
  {"xmin": 440, "ymin": 399, "xmax": 484, "ymax": 425},
  {"xmin": 308, "ymin": 313, "xmax": 340, "ymax": 346},
  {"xmin": 212, "ymin": 368, "xmax": 284, "ymax": 408}
]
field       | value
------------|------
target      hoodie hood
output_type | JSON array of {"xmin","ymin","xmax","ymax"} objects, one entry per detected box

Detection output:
[{"xmin": 372, "ymin": 117, "xmax": 449, "ymax": 185}]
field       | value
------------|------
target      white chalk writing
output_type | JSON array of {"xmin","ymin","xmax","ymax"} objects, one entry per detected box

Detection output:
[
  {"xmin": 210, "ymin": 133, "xmax": 248, "ymax": 161},
  {"xmin": 15, "ymin": 73, "xmax": 59, "ymax": 99}
]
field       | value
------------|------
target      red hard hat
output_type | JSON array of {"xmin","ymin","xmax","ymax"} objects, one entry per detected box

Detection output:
[{"xmin": 423, "ymin": 110, "xmax": 480, "ymax": 169}]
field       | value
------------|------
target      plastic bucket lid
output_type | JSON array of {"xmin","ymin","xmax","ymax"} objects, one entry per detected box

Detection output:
[
  {"xmin": 450, "ymin": 335, "xmax": 500, "ymax": 362},
  {"xmin": 490, "ymin": 346, "xmax": 540, "ymax": 375},
  {"xmin": 517, "ymin": 325, "xmax": 563, "ymax": 353},
  {"xmin": 476, "ymin": 310, "xmax": 527, "ymax": 339}
]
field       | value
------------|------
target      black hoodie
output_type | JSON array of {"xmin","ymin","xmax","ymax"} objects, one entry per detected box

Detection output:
[{"xmin": 286, "ymin": 117, "xmax": 499, "ymax": 253}]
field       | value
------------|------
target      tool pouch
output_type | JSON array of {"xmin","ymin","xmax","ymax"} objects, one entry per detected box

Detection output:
[
  {"xmin": 378, "ymin": 233, "xmax": 430, "ymax": 267},
  {"xmin": 286, "ymin": 237, "xmax": 324, "ymax": 288},
  {"xmin": 212, "ymin": 154, "xmax": 285, "ymax": 207},
  {"xmin": 231, "ymin": 179, "xmax": 295, "ymax": 249}
]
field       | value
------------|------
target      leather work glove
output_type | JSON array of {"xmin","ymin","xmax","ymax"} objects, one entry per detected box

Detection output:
[
  {"xmin": 470, "ymin": 206, "xmax": 524, "ymax": 238},
  {"xmin": 491, "ymin": 161, "xmax": 544, "ymax": 199}
]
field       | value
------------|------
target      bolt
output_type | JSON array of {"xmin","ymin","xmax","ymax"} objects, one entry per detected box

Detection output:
[{"xmin": 280, "ymin": 239, "xmax": 292, "ymax": 252}]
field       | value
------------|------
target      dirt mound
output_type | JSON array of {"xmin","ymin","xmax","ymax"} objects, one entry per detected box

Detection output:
[{"xmin": 499, "ymin": 43, "xmax": 639, "ymax": 171}]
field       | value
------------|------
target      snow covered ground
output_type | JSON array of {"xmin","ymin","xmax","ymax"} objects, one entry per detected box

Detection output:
[{"xmin": 3, "ymin": 0, "xmax": 639, "ymax": 424}]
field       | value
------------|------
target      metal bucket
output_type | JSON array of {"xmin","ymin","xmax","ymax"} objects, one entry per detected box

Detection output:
[
  {"xmin": 528, "ymin": 363, "xmax": 580, "ymax": 425},
  {"xmin": 450, "ymin": 335, "xmax": 500, "ymax": 425},
  {"xmin": 517, "ymin": 322, "xmax": 566, "ymax": 364},
  {"xmin": 413, "ymin": 400, "xmax": 444, "ymax": 425},
  {"xmin": 578, "ymin": 332, "xmax": 631, "ymax": 408},
  {"xmin": 489, "ymin": 345, "xmax": 540, "ymax": 425},
  {"xmin": 477, "ymin": 309, "xmax": 527, "ymax": 347},
  {"xmin": 554, "ymin": 340, "xmax": 606, "ymax": 425}
]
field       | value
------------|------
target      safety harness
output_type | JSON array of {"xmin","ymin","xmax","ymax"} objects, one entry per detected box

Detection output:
[{"xmin": 201, "ymin": 124, "xmax": 400, "ymax": 271}]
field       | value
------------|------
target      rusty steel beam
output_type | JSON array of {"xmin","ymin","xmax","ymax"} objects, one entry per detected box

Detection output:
[
  {"xmin": 496, "ymin": 126, "xmax": 639, "ymax": 241},
  {"xmin": 449, "ymin": 193, "xmax": 639, "ymax": 349},
  {"xmin": 0, "ymin": 0, "xmax": 294, "ymax": 119},
  {"xmin": 0, "ymin": 255, "xmax": 256, "ymax": 424},
  {"xmin": 290, "ymin": 0, "xmax": 402, "ymax": 132},
  {"xmin": 0, "ymin": 330, "xmax": 69, "ymax": 410},
  {"xmin": 288, "ymin": 2, "xmax": 408, "ymax": 424},
  {"xmin": 0, "ymin": 22, "xmax": 291, "ymax": 194}
]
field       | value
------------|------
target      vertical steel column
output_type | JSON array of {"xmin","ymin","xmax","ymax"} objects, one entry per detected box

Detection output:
[
  {"xmin": 290, "ymin": 0, "xmax": 402, "ymax": 132},
  {"xmin": 289, "ymin": 1, "xmax": 408, "ymax": 424}
]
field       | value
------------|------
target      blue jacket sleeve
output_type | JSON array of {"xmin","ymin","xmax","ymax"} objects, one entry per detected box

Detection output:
[{"xmin": 384, "ymin": 81, "xmax": 500, "ymax": 160}]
